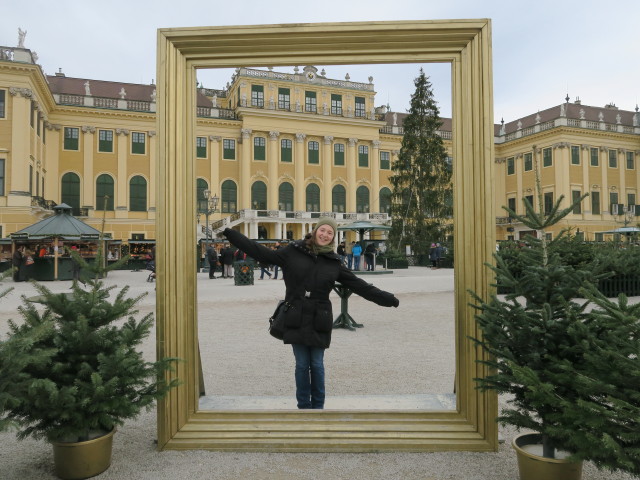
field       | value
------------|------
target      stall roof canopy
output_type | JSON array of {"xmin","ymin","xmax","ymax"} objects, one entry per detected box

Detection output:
[
  {"xmin": 337, "ymin": 221, "xmax": 392, "ymax": 232},
  {"xmin": 601, "ymin": 227, "xmax": 640, "ymax": 235},
  {"xmin": 12, "ymin": 204, "xmax": 104, "ymax": 239}
]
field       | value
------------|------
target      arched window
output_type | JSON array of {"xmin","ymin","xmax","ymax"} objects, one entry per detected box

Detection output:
[
  {"xmin": 197, "ymin": 178, "xmax": 209, "ymax": 213},
  {"xmin": 129, "ymin": 176, "xmax": 147, "ymax": 212},
  {"xmin": 332, "ymin": 184, "xmax": 346, "ymax": 213},
  {"xmin": 61, "ymin": 172, "xmax": 80, "ymax": 216},
  {"xmin": 221, "ymin": 180, "xmax": 237, "ymax": 213},
  {"xmin": 379, "ymin": 187, "xmax": 392, "ymax": 214},
  {"xmin": 251, "ymin": 181, "xmax": 267, "ymax": 210},
  {"xmin": 356, "ymin": 185, "xmax": 370, "ymax": 213},
  {"xmin": 95, "ymin": 174, "xmax": 114, "ymax": 211},
  {"xmin": 279, "ymin": 182, "xmax": 294, "ymax": 211},
  {"xmin": 306, "ymin": 183, "xmax": 320, "ymax": 212}
]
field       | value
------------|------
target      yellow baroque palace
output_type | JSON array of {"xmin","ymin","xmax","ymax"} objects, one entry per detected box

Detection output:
[{"xmin": 1, "ymin": 44, "xmax": 640, "ymax": 260}]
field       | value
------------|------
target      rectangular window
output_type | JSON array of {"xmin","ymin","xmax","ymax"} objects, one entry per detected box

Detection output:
[
  {"xmin": 591, "ymin": 191, "xmax": 600, "ymax": 215},
  {"xmin": 132, "ymin": 132, "xmax": 146, "ymax": 154},
  {"xmin": 570, "ymin": 146, "xmax": 580, "ymax": 165},
  {"xmin": 0, "ymin": 89, "xmax": 5, "ymax": 118},
  {"xmin": 355, "ymin": 96, "xmax": 366, "ymax": 117},
  {"xmin": 30, "ymin": 101, "xmax": 35, "ymax": 127},
  {"xmin": 281, "ymin": 139, "xmax": 292, "ymax": 162},
  {"xmin": 251, "ymin": 85, "xmax": 264, "ymax": 107},
  {"xmin": 64, "ymin": 127, "xmax": 79, "ymax": 150},
  {"xmin": 278, "ymin": 88, "xmax": 290, "ymax": 110},
  {"xmin": 0, "ymin": 158, "xmax": 4, "ymax": 195},
  {"xmin": 543, "ymin": 147, "xmax": 553, "ymax": 167},
  {"xmin": 590, "ymin": 147, "xmax": 599, "ymax": 166},
  {"xmin": 524, "ymin": 195, "xmax": 534, "ymax": 211},
  {"xmin": 627, "ymin": 151, "xmax": 635, "ymax": 170},
  {"xmin": 29, "ymin": 164, "xmax": 33, "ymax": 195},
  {"xmin": 331, "ymin": 94, "xmax": 342, "ymax": 115},
  {"xmin": 254, "ymin": 136, "xmax": 266, "ymax": 161},
  {"xmin": 98, "ymin": 129, "xmax": 113, "ymax": 153},
  {"xmin": 544, "ymin": 192, "xmax": 554, "ymax": 215},
  {"xmin": 609, "ymin": 192, "xmax": 620, "ymax": 214},
  {"xmin": 507, "ymin": 197, "xmax": 516, "ymax": 215},
  {"xmin": 334, "ymin": 143, "xmax": 345, "ymax": 166},
  {"xmin": 308, "ymin": 141, "xmax": 319, "ymax": 164},
  {"xmin": 196, "ymin": 137, "xmax": 207, "ymax": 158},
  {"xmin": 609, "ymin": 149, "xmax": 617, "ymax": 168},
  {"xmin": 628, "ymin": 193, "xmax": 636, "ymax": 210},
  {"xmin": 305, "ymin": 91, "xmax": 317, "ymax": 112},
  {"xmin": 37, "ymin": 111, "xmax": 41, "ymax": 136},
  {"xmin": 380, "ymin": 151, "xmax": 390, "ymax": 170},
  {"xmin": 572, "ymin": 190, "xmax": 582, "ymax": 214},
  {"xmin": 358, "ymin": 145, "xmax": 369, "ymax": 167},
  {"xmin": 506, "ymin": 157, "xmax": 515, "ymax": 175},
  {"xmin": 223, "ymin": 139, "xmax": 236, "ymax": 159},
  {"xmin": 523, "ymin": 152, "xmax": 533, "ymax": 171}
]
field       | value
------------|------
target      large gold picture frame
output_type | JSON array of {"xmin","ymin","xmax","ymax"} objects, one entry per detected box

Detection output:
[{"xmin": 155, "ymin": 20, "xmax": 497, "ymax": 451}]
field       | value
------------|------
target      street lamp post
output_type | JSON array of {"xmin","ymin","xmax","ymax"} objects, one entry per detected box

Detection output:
[{"xmin": 199, "ymin": 189, "xmax": 219, "ymax": 272}]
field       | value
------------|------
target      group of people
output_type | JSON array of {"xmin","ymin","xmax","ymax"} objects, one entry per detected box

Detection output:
[
  {"xmin": 336, "ymin": 241, "xmax": 379, "ymax": 271},
  {"xmin": 428, "ymin": 242, "xmax": 446, "ymax": 269},
  {"xmin": 205, "ymin": 243, "xmax": 239, "ymax": 279},
  {"xmin": 222, "ymin": 218, "xmax": 399, "ymax": 410}
]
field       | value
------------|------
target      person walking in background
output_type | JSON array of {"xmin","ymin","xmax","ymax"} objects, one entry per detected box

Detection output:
[
  {"xmin": 337, "ymin": 241, "xmax": 346, "ymax": 266},
  {"xmin": 12, "ymin": 245, "xmax": 24, "ymax": 282},
  {"xmin": 352, "ymin": 241, "xmax": 362, "ymax": 271},
  {"xmin": 435, "ymin": 243, "xmax": 445, "ymax": 269},
  {"xmin": 206, "ymin": 243, "xmax": 219, "ymax": 279},
  {"xmin": 364, "ymin": 242, "xmax": 377, "ymax": 271},
  {"xmin": 272, "ymin": 242, "xmax": 282, "ymax": 279},
  {"xmin": 346, "ymin": 241, "xmax": 354, "ymax": 269},
  {"xmin": 220, "ymin": 243, "xmax": 234, "ymax": 278},
  {"xmin": 222, "ymin": 217, "xmax": 399, "ymax": 410},
  {"xmin": 429, "ymin": 243, "xmax": 438, "ymax": 269}
]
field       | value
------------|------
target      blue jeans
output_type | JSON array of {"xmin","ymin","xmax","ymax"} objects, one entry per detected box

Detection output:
[
  {"xmin": 347, "ymin": 254, "xmax": 353, "ymax": 269},
  {"xmin": 273, "ymin": 265, "xmax": 280, "ymax": 279},
  {"xmin": 292, "ymin": 344, "xmax": 325, "ymax": 409},
  {"xmin": 353, "ymin": 255, "xmax": 361, "ymax": 271}
]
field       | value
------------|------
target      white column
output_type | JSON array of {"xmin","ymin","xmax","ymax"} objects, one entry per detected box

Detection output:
[
  {"xmin": 371, "ymin": 140, "xmax": 381, "ymax": 212},
  {"xmin": 295, "ymin": 133, "xmax": 306, "ymax": 211},
  {"xmin": 322, "ymin": 136, "xmax": 333, "ymax": 211},
  {"xmin": 82, "ymin": 125, "xmax": 96, "ymax": 211},
  {"xmin": 268, "ymin": 131, "xmax": 280, "ymax": 209},
  {"xmin": 347, "ymin": 138, "xmax": 358, "ymax": 212}
]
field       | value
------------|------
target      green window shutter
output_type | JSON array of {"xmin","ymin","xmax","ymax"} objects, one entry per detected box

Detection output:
[
  {"xmin": 591, "ymin": 191, "xmax": 600, "ymax": 215},
  {"xmin": 278, "ymin": 88, "xmax": 290, "ymax": 110},
  {"xmin": 305, "ymin": 91, "xmax": 317, "ymax": 112},
  {"xmin": 221, "ymin": 180, "xmax": 237, "ymax": 213},
  {"xmin": 331, "ymin": 94, "xmax": 342, "ymax": 115},
  {"xmin": 609, "ymin": 150, "xmax": 617, "ymax": 168},
  {"xmin": 196, "ymin": 137, "xmax": 207, "ymax": 158},
  {"xmin": 278, "ymin": 182, "xmax": 294, "ymax": 210},
  {"xmin": 334, "ymin": 143, "xmax": 345, "ymax": 165},
  {"xmin": 380, "ymin": 151, "xmax": 390, "ymax": 170},
  {"xmin": 543, "ymin": 147, "xmax": 553, "ymax": 167},
  {"xmin": 572, "ymin": 190, "xmax": 582, "ymax": 214},
  {"xmin": 223, "ymin": 139, "xmax": 236, "ymax": 159},
  {"xmin": 281, "ymin": 139, "xmax": 292, "ymax": 162},
  {"xmin": 308, "ymin": 141, "xmax": 319, "ymax": 164},
  {"xmin": 64, "ymin": 127, "xmax": 79, "ymax": 150},
  {"xmin": 355, "ymin": 96, "xmax": 365, "ymax": 117},
  {"xmin": 570, "ymin": 146, "xmax": 580, "ymax": 165},
  {"xmin": 251, "ymin": 181, "xmax": 267, "ymax": 209},
  {"xmin": 0, "ymin": 89, "xmax": 5, "ymax": 118},
  {"xmin": 379, "ymin": 187, "xmax": 392, "ymax": 214},
  {"xmin": 358, "ymin": 145, "xmax": 369, "ymax": 167},
  {"xmin": 332, "ymin": 185, "xmax": 346, "ymax": 212},
  {"xmin": 96, "ymin": 174, "xmax": 115, "ymax": 211},
  {"xmin": 251, "ymin": 85, "xmax": 264, "ymax": 107},
  {"xmin": 507, "ymin": 157, "xmax": 515, "ymax": 175},
  {"xmin": 0, "ymin": 159, "xmax": 4, "ymax": 196},
  {"xmin": 524, "ymin": 153, "xmax": 533, "ymax": 171},
  {"xmin": 129, "ymin": 176, "xmax": 147, "ymax": 211},
  {"xmin": 61, "ymin": 172, "xmax": 81, "ymax": 215},
  {"xmin": 356, "ymin": 186, "xmax": 370, "ymax": 213},
  {"xmin": 306, "ymin": 183, "xmax": 320, "ymax": 211},
  {"xmin": 98, "ymin": 130, "xmax": 113, "ymax": 153},
  {"xmin": 254, "ymin": 137, "xmax": 266, "ymax": 161},
  {"xmin": 627, "ymin": 151, "xmax": 635, "ymax": 170},
  {"xmin": 590, "ymin": 147, "xmax": 599, "ymax": 166},
  {"xmin": 132, "ymin": 132, "xmax": 146, "ymax": 154},
  {"xmin": 543, "ymin": 192, "xmax": 554, "ymax": 215}
]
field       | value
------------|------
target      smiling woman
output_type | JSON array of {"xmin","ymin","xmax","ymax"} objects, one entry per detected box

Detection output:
[{"xmin": 155, "ymin": 19, "xmax": 496, "ymax": 452}]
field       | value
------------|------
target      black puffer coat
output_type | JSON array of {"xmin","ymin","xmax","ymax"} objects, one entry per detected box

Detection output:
[{"xmin": 223, "ymin": 228, "xmax": 399, "ymax": 349}]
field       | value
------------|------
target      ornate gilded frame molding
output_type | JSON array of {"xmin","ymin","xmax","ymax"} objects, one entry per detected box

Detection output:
[{"xmin": 156, "ymin": 20, "xmax": 497, "ymax": 451}]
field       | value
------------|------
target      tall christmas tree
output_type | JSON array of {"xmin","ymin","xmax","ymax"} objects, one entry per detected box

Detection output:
[{"xmin": 389, "ymin": 69, "xmax": 452, "ymax": 255}]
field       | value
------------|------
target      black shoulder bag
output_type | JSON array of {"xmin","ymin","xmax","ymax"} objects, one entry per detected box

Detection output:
[{"xmin": 269, "ymin": 300, "xmax": 291, "ymax": 340}]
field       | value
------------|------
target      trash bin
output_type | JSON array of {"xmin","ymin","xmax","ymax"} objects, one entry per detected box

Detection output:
[{"xmin": 233, "ymin": 261, "xmax": 254, "ymax": 286}]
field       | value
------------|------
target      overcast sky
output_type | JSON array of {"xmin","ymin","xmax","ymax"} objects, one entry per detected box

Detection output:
[{"xmin": 2, "ymin": 0, "xmax": 638, "ymax": 122}]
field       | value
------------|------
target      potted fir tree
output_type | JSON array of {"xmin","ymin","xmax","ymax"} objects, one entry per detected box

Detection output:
[
  {"xmin": 0, "ymin": 219, "xmax": 178, "ymax": 479},
  {"xmin": 471, "ymin": 162, "xmax": 640, "ymax": 479}
]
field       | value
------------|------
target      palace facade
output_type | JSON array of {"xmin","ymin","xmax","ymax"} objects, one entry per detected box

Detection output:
[{"xmin": 1, "ymin": 43, "xmax": 640, "ymax": 260}]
